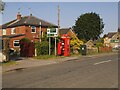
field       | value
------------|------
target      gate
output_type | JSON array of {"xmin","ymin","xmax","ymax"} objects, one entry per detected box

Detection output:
[{"xmin": 20, "ymin": 41, "xmax": 35, "ymax": 57}]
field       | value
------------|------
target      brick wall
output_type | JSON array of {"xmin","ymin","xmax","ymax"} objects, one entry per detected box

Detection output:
[
  {"xmin": 6, "ymin": 26, "xmax": 26, "ymax": 35},
  {"xmin": 3, "ymin": 25, "xmax": 48, "ymax": 49},
  {"xmin": 10, "ymin": 35, "xmax": 25, "ymax": 49},
  {"xmin": 25, "ymin": 26, "xmax": 47, "ymax": 42}
]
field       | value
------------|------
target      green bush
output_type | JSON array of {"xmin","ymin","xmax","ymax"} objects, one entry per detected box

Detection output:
[
  {"xmin": 20, "ymin": 38, "xmax": 31, "ymax": 43},
  {"xmin": 35, "ymin": 42, "xmax": 41, "ymax": 56},
  {"xmin": 35, "ymin": 41, "xmax": 49, "ymax": 56}
]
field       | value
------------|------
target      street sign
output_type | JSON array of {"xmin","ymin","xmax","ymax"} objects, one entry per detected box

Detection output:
[
  {"xmin": 47, "ymin": 28, "xmax": 58, "ymax": 56},
  {"xmin": 110, "ymin": 40, "xmax": 119, "ymax": 43},
  {"xmin": 47, "ymin": 28, "xmax": 58, "ymax": 37}
]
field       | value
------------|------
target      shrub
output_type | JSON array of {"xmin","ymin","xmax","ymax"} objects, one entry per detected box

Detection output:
[
  {"xmin": 35, "ymin": 41, "xmax": 49, "ymax": 56},
  {"xmin": 70, "ymin": 37, "xmax": 83, "ymax": 54},
  {"xmin": 20, "ymin": 38, "xmax": 31, "ymax": 43}
]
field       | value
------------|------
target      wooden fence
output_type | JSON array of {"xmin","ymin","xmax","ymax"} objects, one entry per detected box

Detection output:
[
  {"xmin": 87, "ymin": 46, "xmax": 112, "ymax": 54},
  {"xmin": 98, "ymin": 46, "xmax": 112, "ymax": 53}
]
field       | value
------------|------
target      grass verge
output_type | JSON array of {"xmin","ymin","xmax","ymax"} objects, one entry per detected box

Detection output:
[
  {"xmin": 34, "ymin": 55, "xmax": 66, "ymax": 60},
  {"xmin": 2, "ymin": 61, "xmax": 18, "ymax": 66},
  {"xmin": 34, "ymin": 53, "xmax": 81, "ymax": 60}
]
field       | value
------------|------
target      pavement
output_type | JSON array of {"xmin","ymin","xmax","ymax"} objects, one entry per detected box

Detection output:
[
  {"xmin": 2, "ymin": 55, "xmax": 79, "ymax": 72},
  {"xmin": 2, "ymin": 52, "xmax": 118, "ymax": 73}
]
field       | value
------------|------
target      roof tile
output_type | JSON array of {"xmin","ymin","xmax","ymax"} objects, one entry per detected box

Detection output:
[{"xmin": 2, "ymin": 15, "xmax": 58, "ymax": 29}]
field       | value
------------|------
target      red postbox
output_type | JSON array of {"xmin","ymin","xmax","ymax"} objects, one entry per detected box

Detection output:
[{"xmin": 57, "ymin": 34, "xmax": 70, "ymax": 56}]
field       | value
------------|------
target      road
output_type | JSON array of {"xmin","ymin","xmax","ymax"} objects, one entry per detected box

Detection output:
[{"xmin": 2, "ymin": 53, "xmax": 118, "ymax": 88}]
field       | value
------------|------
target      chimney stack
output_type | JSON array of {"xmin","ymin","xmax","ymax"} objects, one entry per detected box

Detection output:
[{"xmin": 17, "ymin": 12, "xmax": 21, "ymax": 20}]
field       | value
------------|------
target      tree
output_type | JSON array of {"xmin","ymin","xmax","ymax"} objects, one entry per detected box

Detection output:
[
  {"xmin": 73, "ymin": 12, "xmax": 104, "ymax": 41},
  {"xmin": 103, "ymin": 34, "xmax": 107, "ymax": 38},
  {"xmin": 96, "ymin": 38, "xmax": 104, "ymax": 47}
]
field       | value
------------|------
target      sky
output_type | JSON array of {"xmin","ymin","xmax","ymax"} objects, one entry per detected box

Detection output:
[
  {"xmin": 2, "ymin": 0, "xmax": 119, "ymax": 2},
  {"xmin": 1, "ymin": 2, "xmax": 118, "ymax": 36},
  {"xmin": 118, "ymin": 2, "xmax": 120, "ymax": 28}
]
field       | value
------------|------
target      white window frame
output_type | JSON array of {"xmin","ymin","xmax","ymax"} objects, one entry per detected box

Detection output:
[
  {"xmin": 2, "ymin": 29, "xmax": 6, "ymax": 35},
  {"xmin": 13, "ymin": 40, "xmax": 20, "ymax": 47},
  {"xmin": 11, "ymin": 28, "xmax": 16, "ymax": 34},
  {"xmin": 31, "ymin": 26, "xmax": 36, "ymax": 33}
]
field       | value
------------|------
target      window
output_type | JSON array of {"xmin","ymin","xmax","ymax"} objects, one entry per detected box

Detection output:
[
  {"xmin": 11, "ymin": 28, "xmax": 16, "ymax": 34},
  {"xmin": 31, "ymin": 26, "xmax": 36, "ymax": 33},
  {"xmin": 2, "ymin": 29, "xmax": 6, "ymax": 35},
  {"xmin": 13, "ymin": 40, "xmax": 19, "ymax": 47}
]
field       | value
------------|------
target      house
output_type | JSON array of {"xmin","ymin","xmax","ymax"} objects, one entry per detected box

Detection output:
[
  {"xmin": 1, "ymin": 12, "xmax": 58, "ymax": 50},
  {"xmin": 85, "ymin": 40, "xmax": 95, "ymax": 49},
  {"xmin": 104, "ymin": 32, "xmax": 120, "ymax": 48},
  {"xmin": 59, "ymin": 27, "xmax": 83, "ymax": 44},
  {"xmin": 59, "ymin": 28, "xmax": 76, "ymax": 37},
  {"xmin": 0, "ymin": 26, "xmax": 2, "ymax": 36}
]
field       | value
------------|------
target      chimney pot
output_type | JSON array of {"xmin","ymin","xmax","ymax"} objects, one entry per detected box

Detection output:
[{"xmin": 30, "ymin": 14, "xmax": 32, "ymax": 16}]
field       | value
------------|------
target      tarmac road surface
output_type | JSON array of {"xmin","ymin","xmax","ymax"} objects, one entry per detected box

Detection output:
[{"xmin": 2, "ymin": 53, "xmax": 118, "ymax": 88}]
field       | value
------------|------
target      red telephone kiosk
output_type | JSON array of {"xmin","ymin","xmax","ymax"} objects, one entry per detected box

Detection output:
[{"xmin": 57, "ymin": 34, "xmax": 70, "ymax": 56}]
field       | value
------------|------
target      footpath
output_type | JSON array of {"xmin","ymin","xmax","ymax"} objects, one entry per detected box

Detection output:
[
  {"xmin": 2, "ymin": 56, "xmax": 78, "ymax": 73},
  {"xmin": 2, "ymin": 52, "xmax": 118, "ymax": 73}
]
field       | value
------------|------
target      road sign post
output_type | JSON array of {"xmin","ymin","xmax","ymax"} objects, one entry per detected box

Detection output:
[
  {"xmin": 47, "ymin": 28, "xmax": 58, "ymax": 56},
  {"xmin": 55, "ymin": 37, "xmax": 57, "ymax": 56},
  {"xmin": 49, "ymin": 37, "xmax": 51, "ymax": 55}
]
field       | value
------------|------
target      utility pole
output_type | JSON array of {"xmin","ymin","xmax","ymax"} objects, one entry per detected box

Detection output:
[
  {"xmin": 28, "ymin": 7, "xmax": 31, "ymax": 15},
  {"xmin": 39, "ymin": 22, "xmax": 42, "ymax": 42},
  {"xmin": 18, "ymin": 8, "xmax": 20, "ymax": 12},
  {"xmin": 49, "ymin": 37, "xmax": 51, "ymax": 55},
  {"xmin": 58, "ymin": 5, "xmax": 60, "ymax": 35},
  {"xmin": 55, "ymin": 37, "xmax": 56, "ymax": 56},
  {"xmin": 55, "ymin": 5, "xmax": 60, "ymax": 56}
]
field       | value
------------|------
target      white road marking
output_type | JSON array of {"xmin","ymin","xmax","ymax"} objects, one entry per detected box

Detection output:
[{"xmin": 94, "ymin": 60, "xmax": 112, "ymax": 65}]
